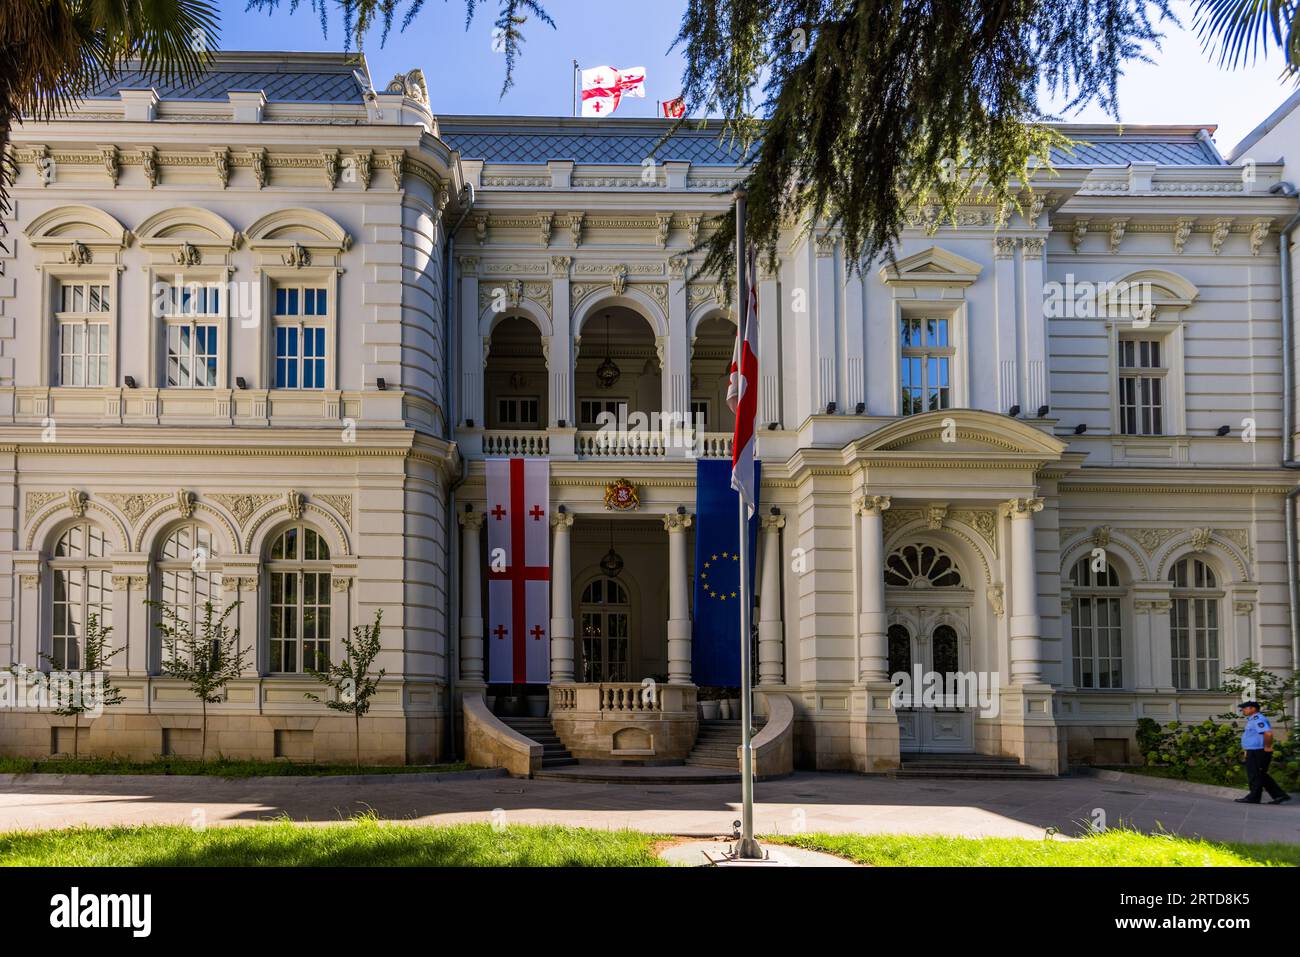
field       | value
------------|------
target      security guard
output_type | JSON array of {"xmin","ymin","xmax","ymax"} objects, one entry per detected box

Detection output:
[{"xmin": 1234, "ymin": 701, "xmax": 1291, "ymax": 805}]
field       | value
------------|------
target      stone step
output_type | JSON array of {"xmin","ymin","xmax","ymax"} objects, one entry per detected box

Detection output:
[
  {"xmin": 892, "ymin": 768, "xmax": 1055, "ymax": 780},
  {"xmin": 684, "ymin": 757, "xmax": 739, "ymax": 769}
]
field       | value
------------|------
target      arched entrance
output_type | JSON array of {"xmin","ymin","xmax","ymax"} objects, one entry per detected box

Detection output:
[
  {"xmin": 579, "ymin": 575, "xmax": 631, "ymax": 682},
  {"xmin": 885, "ymin": 542, "xmax": 976, "ymax": 753}
]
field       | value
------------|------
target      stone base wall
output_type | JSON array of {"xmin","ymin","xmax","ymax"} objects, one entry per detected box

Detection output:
[
  {"xmin": 552, "ymin": 714, "xmax": 698, "ymax": 761},
  {"xmin": 0, "ymin": 710, "xmax": 445, "ymax": 765}
]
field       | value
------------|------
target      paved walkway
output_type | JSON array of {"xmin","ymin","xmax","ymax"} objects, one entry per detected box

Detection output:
[{"xmin": 0, "ymin": 771, "xmax": 1296, "ymax": 845}]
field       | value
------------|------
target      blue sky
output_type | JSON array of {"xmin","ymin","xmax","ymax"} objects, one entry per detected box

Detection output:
[{"xmin": 220, "ymin": 0, "xmax": 1296, "ymax": 151}]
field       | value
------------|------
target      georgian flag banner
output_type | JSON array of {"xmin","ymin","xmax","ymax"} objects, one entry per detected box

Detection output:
[
  {"xmin": 581, "ymin": 65, "xmax": 646, "ymax": 117},
  {"xmin": 727, "ymin": 246, "xmax": 760, "ymax": 515},
  {"xmin": 486, "ymin": 458, "xmax": 551, "ymax": 684}
]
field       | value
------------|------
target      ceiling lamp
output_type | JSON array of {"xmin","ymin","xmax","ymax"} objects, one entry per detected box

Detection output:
[
  {"xmin": 600, "ymin": 520, "xmax": 624, "ymax": 578},
  {"xmin": 596, "ymin": 313, "xmax": 621, "ymax": 389}
]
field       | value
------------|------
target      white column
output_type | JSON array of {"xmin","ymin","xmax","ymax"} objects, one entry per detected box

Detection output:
[
  {"xmin": 758, "ymin": 512, "xmax": 786, "ymax": 685},
  {"xmin": 757, "ymin": 257, "xmax": 781, "ymax": 426},
  {"xmin": 1005, "ymin": 496, "xmax": 1044, "ymax": 684},
  {"xmin": 458, "ymin": 509, "xmax": 485, "ymax": 683},
  {"xmin": 992, "ymin": 237, "xmax": 1019, "ymax": 412},
  {"xmin": 549, "ymin": 256, "xmax": 572, "ymax": 426},
  {"xmin": 550, "ymin": 510, "xmax": 575, "ymax": 682},
  {"xmin": 457, "ymin": 257, "xmax": 482, "ymax": 428},
  {"xmin": 1019, "ymin": 238, "xmax": 1048, "ymax": 414},
  {"xmin": 664, "ymin": 511, "xmax": 693, "ymax": 685},
  {"xmin": 856, "ymin": 494, "xmax": 891, "ymax": 682}
]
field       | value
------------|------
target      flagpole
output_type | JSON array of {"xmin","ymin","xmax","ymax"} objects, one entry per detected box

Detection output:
[
  {"xmin": 734, "ymin": 187, "xmax": 761, "ymax": 860},
  {"xmin": 572, "ymin": 59, "xmax": 579, "ymax": 117}
]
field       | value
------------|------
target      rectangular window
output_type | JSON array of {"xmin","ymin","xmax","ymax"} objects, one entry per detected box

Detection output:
[
  {"xmin": 496, "ymin": 396, "xmax": 540, "ymax": 427},
  {"xmin": 269, "ymin": 569, "xmax": 331, "ymax": 674},
  {"xmin": 690, "ymin": 399, "xmax": 710, "ymax": 429},
  {"xmin": 56, "ymin": 281, "xmax": 111, "ymax": 387},
  {"xmin": 166, "ymin": 323, "xmax": 219, "ymax": 388},
  {"xmin": 1118, "ymin": 338, "xmax": 1165, "ymax": 435},
  {"xmin": 899, "ymin": 316, "xmax": 952, "ymax": 415},
  {"xmin": 1071, "ymin": 596, "xmax": 1123, "ymax": 689},
  {"xmin": 161, "ymin": 280, "xmax": 221, "ymax": 388},
  {"xmin": 579, "ymin": 398, "xmax": 626, "ymax": 426},
  {"xmin": 274, "ymin": 285, "xmax": 328, "ymax": 390},
  {"xmin": 1171, "ymin": 596, "xmax": 1220, "ymax": 690}
]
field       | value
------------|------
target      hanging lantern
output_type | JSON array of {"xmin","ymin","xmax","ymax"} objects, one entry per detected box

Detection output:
[
  {"xmin": 596, "ymin": 313, "xmax": 620, "ymax": 389},
  {"xmin": 600, "ymin": 520, "xmax": 624, "ymax": 577}
]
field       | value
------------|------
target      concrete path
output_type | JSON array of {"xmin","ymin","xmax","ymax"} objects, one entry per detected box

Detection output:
[{"xmin": 0, "ymin": 771, "xmax": 1296, "ymax": 846}]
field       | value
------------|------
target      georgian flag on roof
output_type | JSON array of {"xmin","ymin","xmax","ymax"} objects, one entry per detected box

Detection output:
[
  {"xmin": 727, "ymin": 246, "xmax": 759, "ymax": 516},
  {"xmin": 581, "ymin": 65, "xmax": 646, "ymax": 117}
]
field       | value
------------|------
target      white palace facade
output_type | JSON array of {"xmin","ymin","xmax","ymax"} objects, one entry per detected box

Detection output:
[{"xmin": 0, "ymin": 52, "xmax": 1297, "ymax": 774}]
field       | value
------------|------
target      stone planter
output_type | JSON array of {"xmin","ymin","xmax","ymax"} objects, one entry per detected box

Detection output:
[
  {"xmin": 526, "ymin": 695, "xmax": 549, "ymax": 717},
  {"xmin": 499, "ymin": 695, "xmax": 526, "ymax": 717},
  {"xmin": 718, "ymin": 699, "xmax": 732, "ymax": 719},
  {"xmin": 700, "ymin": 700, "xmax": 720, "ymax": 720},
  {"xmin": 727, "ymin": 697, "xmax": 740, "ymax": 718}
]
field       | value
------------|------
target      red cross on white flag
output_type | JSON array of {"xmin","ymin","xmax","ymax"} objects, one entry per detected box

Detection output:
[
  {"xmin": 581, "ymin": 65, "xmax": 646, "ymax": 117},
  {"xmin": 486, "ymin": 458, "xmax": 551, "ymax": 684}
]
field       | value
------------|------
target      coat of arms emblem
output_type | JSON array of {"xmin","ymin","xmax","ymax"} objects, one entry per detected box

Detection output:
[{"xmin": 604, "ymin": 478, "xmax": 639, "ymax": 511}]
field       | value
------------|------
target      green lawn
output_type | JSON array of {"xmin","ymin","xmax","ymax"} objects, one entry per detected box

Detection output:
[
  {"xmin": 3, "ymin": 820, "xmax": 1296, "ymax": 867},
  {"xmin": 0, "ymin": 756, "xmax": 469, "ymax": 778},
  {"xmin": 765, "ymin": 830, "xmax": 1300, "ymax": 867},
  {"xmin": 0, "ymin": 820, "xmax": 665, "ymax": 867}
]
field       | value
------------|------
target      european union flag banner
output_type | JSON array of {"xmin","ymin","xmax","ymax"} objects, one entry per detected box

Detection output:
[{"xmin": 692, "ymin": 458, "xmax": 760, "ymax": 687}]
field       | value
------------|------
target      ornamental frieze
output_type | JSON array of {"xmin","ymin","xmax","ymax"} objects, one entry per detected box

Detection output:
[
  {"xmin": 101, "ymin": 492, "xmax": 169, "ymax": 522},
  {"xmin": 209, "ymin": 493, "xmax": 277, "ymax": 524},
  {"xmin": 24, "ymin": 491, "xmax": 63, "ymax": 522},
  {"xmin": 318, "ymin": 494, "xmax": 353, "ymax": 521}
]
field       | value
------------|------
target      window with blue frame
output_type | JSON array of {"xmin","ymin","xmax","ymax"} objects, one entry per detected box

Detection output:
[
  {"xmin": 160, "ymin": 279, "xmax": 221, "ymax": 388},
  {"xmin": 273, "ymin": 285, "xmax": 328, "ymax": 390}
]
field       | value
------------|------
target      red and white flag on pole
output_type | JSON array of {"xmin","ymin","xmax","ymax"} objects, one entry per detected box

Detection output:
[
  {"xmin": 581, "ymin": 65, "xmax": 646, "ymax": 117},
  {"xmin": 727, "ymin": 246, "xmax": 759, "ymax": 515},
  {"xmin": 661, "ymin": 96, "xmax": 686, "ymax": 119},
  {"xmin": 486, "ymin": 458, "xmax": 551, "ymax": 684}
]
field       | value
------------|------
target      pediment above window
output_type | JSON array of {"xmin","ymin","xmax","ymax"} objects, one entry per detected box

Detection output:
[
  {"xmin": 24, "ymin": 204, "xmax": 130, "ymax": 266},
  {"xmin": 136, "ymin": 207, "xmax": 240, "ymax": 266},
  {"xmin": 879, "ymin": 246, "xmax": 982, "ymax": 287},
  {"xmin": 244, "ymin": 208, "xmax": 352, "ymax": 270}
]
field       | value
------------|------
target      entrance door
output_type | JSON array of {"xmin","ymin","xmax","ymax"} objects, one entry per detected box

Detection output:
[
  {"xmin": 579, "ymin": 576, "xmax": 631, "ymax": 681},
  {"xmin": 889, "ymin": 613, "xmax": 976, "ymax": 753}
]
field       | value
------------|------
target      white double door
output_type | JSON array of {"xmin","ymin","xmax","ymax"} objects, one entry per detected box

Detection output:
[{"xmin": 889, "ymin": 605, "xmax": 975, "ymax": 754}]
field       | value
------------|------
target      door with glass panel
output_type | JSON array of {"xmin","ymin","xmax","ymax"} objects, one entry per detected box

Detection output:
[
  {"xmin": 579, "ymin": 576, "xmax": 631, "ymax": 682},
  {"xmin": 888, "ymin": 611, "xmax": 975, "ymax": 753}
]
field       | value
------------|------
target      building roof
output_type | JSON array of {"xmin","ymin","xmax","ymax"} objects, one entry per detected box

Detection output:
[
  {"xmin": 439, "ymin": 117, "xmax": 1227, "ymax": 168},
  {"xmin": 85, "ymin": 51, "xmax": 367, "ymax": 103},
  {"xmin": 1227, "ymin": 88, "xmax": 1300, "ymax": 162}
]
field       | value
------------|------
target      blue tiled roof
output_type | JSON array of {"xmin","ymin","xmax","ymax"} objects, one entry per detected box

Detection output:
[
  {"xmin": 87, "ymin": 65, "xmax": 364, "ymax": 103},
  {"xmin": 441, "ymin": 127, "xmax": 749, "ymax": 165},
  {"xmin": 441, "ymin": 122, "xmax": 1225, "ymax": 168},
  {"xmin": 1051, "ymin": 139, "xmax": 1220, "ymax": 166}
]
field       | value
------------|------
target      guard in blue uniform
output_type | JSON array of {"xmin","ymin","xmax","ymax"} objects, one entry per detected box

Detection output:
[{"xmin": 1234, "ymin": 701, "xmax": 1290, "ymax": 805}]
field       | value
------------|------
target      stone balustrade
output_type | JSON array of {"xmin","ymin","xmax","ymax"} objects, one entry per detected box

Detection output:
[
  {"xmin": 548, "ymin": 682, "xmax": 698, "ymax": 762},
  {"xmin": 483, "ymin": 429, "xmax": 550, "ymax": 457}
]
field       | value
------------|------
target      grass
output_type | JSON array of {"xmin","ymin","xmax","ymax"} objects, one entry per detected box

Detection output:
[
  {"xmin": 765, "ymin": 830, "xmax": 1300, "ymax": 867},
  {"xmin": 0, "ymin": 755, "xmax": 469, "ymax": 778},
  {"xmin": 3, "ymin": 819, "xmax": 1296, "ymax": 867},
  {"xmin": 0, "ymin": 820, "xmax": 665, "ymax": 867}
]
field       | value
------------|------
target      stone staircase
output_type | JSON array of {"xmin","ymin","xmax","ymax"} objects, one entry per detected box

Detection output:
[
  {"xmin": 894, "ymin": 752, "xmax": 1056, "ymax": 780},
  {"xmin": 684, "ymin": 718, "xmax": 760, "ymax": 770},
  {"xmin": 498, "ymin": 715, "xmax": 577, "ymax": 770}
]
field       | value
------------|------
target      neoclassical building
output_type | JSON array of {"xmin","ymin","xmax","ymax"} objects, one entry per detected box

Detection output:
[{"xmin": 0, "ymin": 51, "xmax": 1295, "ymax": 773}]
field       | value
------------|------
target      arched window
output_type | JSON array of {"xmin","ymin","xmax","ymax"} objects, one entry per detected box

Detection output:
[
  {"xmin": 885, "ymin": 543, "xmax": 963, "ymax": 588},
  {"xmin": 1169, "ymin": 557, "xmax": 1221, "ymax": 690},
  {"xmin": 50, "ymin": 523, "xmax": 113, "ymax": 669},
  {"xmin": 156, "ymin": 523, "xmax": 221, "ymax": 639},
  {"xmin": 887, "ymin": 624, "xmax": 912, "ymax": 679},
  {"xmin": 579, "ymin": 576, "xmax": 629, "ymax": 682},
  {"xmin": 1069, "ymin": 558, "xmax": 1124, "ymax": 689},
  {"xmin": 266, "ymin": 525, "xmax": 332, "ymax": 673},
  {"xmin": 931, "ymin": 624, "xmax": 960, "ymax": 680}
]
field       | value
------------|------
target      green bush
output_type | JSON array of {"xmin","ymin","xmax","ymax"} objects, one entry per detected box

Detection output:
[{"xmin": 1140, "ymin": 718, "xmax": 1298, "ymax": 791}]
